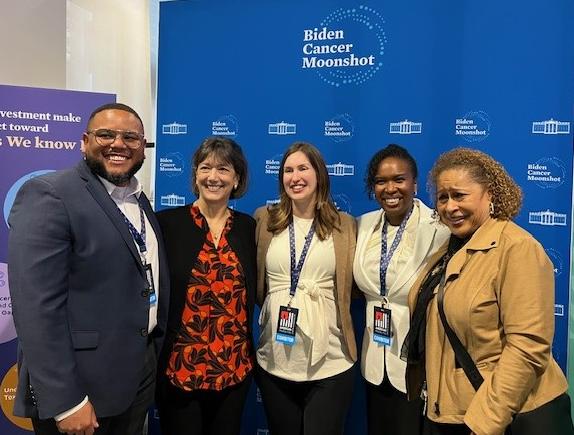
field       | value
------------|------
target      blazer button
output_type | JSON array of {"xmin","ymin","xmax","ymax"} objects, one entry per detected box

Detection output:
[
  {"xmin": 141, "ymin": 289, "xmax": 149, "ymax": 298},
  {"xmin": 140, "ymin": 328, "xmax": 148, "ymax": 337}
]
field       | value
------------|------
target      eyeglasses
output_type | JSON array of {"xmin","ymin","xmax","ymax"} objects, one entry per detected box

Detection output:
[{"xmin": 86, "ymin": 129, "xmax": 144, "ymax": 149}]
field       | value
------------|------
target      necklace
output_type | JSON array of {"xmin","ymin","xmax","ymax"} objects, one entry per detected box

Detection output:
[{"xmin": 207, "ymin": 210, "xmax": 229, "ymax": 246}]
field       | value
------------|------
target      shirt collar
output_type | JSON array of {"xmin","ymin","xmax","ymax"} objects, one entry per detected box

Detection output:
[{"xmin": 98, "ymin": 175, "xmax": 142, "ymax": 201}]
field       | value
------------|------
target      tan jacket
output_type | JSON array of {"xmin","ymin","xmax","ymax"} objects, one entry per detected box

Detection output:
[
  {"xmin": 407, "ymin": 218, "xmax": 568, "ymax": 435},
  {"xmin": 254, "ymin": 206, "xmax": 357, "ymax": 361}
]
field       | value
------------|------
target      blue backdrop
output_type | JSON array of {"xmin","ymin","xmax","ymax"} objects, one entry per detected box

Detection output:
[{"xmin": 155, "ymin": 1, "xmax": 574, "ymax": 433}]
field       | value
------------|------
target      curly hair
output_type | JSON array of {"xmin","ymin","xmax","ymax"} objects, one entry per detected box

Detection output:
[
  {"xmin": 364, "ymin": 144, "xmax": 418, "ymax": 198},
  {"xmin": 428, "ymin": 147, "xmax": 522, "ymax": 220}
]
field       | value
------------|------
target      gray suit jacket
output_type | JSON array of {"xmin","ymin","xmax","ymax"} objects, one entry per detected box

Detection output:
[{"xmin": 7, "ymin": 161, "xmax": 169, "ymax": 419}]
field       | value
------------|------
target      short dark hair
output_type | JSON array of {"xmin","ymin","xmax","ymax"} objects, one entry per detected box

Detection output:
[
  {"xmin": 364, "ymin": 144, "xmax": 418, "ymax": 198},
  {"xmin": 86, "ymin": 103, "xmax": 144, "ymax": 132},
  {"xmin": 191, "ymin": 136, "xmax": 249, "ymax": 199}
]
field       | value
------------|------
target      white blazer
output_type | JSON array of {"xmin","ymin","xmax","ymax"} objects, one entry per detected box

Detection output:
[{"xmin": 353, "ymin": 199, "xmax": 449, "ymax": 392}]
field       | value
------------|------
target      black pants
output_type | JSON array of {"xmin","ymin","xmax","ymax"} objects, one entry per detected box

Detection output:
[
  {"xmin": 156, "ymin": 373, "xmax": 252, "ymax": 435},
  {"xmin": 423, "ymin": 393, "xmax": 574, "ymax": 435},
  {"xmin": 255, "ymin": 364, "xmax": 355, "ymax": 435},
  {"xmin": 366, "ymin": 374, "xmax": 424, "ymax": 435},
  {"xmin": 423, "ymin": 420, "xmax": 469, "ymax": 435},
  {"xmin": 32, "ymin": 339, "xmax": 157, "ymax": 435}
]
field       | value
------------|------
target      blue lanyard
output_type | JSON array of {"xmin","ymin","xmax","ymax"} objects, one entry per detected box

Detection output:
[
  {"xmin": 379, "ymin": 206, "xmax": 413, "ymax": 296},
  {"xmin": 289, "ymin": 218, "xmax": 315, "ymax": 297},
  {"xmin": 118, "ymin": 204, "xmax": 147, "ymax": 259}
]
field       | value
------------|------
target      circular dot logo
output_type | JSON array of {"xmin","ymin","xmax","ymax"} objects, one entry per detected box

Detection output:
[
  {"xmin": 0, "ymin": 263, "xmax": 16, "ymax": 344},
  {"xmin": 3, "ymin": 170, "xmax": 55, "ymax": 228},
  {"xmin": 0, "ymin": 364, "xmax": 33, "ymax": 431},
  {"xmin": 304, "ymin": 5, "xmax": 387, "ymax": 87}
]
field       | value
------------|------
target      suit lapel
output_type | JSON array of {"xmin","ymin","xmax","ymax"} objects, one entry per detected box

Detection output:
[
  {"xmin": 78, "ymin": 162, "xmax": 144, "ymax": 271},
  {"xmin": 391, "ymin": 218, "xmax": 436, "ymax": 292}
]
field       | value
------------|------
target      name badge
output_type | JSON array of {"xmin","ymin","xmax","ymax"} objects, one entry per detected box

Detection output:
[
  {"xmin": 275, "ymin": 305, "xmax": 299, "ymax": 345},
  {"xmin": 373, "ymin": 305, "xmax": 392, "ymax": 346},
  {"xmin": 144, "ymin": 263, "xmax": 156, "ymax": 305}
]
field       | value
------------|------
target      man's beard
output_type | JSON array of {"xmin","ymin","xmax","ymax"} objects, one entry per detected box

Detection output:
[{"xmin": 85, "ymin": 155, "xmax": 144, "ymax": 186}]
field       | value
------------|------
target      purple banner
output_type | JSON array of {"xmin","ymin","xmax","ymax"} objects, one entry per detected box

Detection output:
[{"xmin": 0, "ymin": 84, "xmax": 114, "ymax": 433}]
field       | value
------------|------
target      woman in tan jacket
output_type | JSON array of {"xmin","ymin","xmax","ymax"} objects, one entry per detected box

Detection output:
[
  {"xmin": 406, "ymin": 148, "xmax": 573, "ymax": 435},
  {"xmin": 254, "ymin": 142, "xmax": 357, "ymax": 435}
]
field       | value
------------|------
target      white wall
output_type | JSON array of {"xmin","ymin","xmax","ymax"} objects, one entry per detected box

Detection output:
[{"xmin": 0, "ymin": 0, "xmax": 160, "ymax": 202}]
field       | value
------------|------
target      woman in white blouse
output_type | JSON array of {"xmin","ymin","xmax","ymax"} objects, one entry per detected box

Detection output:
[
  {"xmin": 353, "ymin": 144, "xmax": 449, "ymax": 435},
  {"xmin": 254, "ymin": 142, "xmax": 357, "ymax": 435}
]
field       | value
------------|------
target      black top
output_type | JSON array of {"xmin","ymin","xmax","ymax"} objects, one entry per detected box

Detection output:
[{"xmin": 154, "ymin": 205, "xmax": 257, "ymax": 388}]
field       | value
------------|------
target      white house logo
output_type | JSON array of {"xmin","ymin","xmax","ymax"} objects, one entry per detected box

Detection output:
[
  {"xmin": 526, "ymin": 157, "xmax": 565, "ymax": 189},
  {"xmin": 325, "ymin": 114, "xmax": 354, "ymax": 142},
  {"xmin": 160, "ymin": 194, "xmax": 186, "ymax": 207},
  {"xmin": 268, "ymin": 122, "xmax": 296, "ymax": 135},
  {"xmin": 555, "ymin": 304, "xmax": 565, "ymax": 317},
  {"xmin": 545, "ymin": 248, "xmax": 563, "ymax": 276},
  {"xmin": 327, "ymin": 162, "xmax": 355, "ymax": 176},
  {"xmin": 389, "ymin": 119, "xmax": 422, "ymax": 135},
  {"xmin": 532, "ymin": 119, "xmax": 570, "ymax": 135},
  {"xmin": 455, "ymin": 111, "xmax": 490, "ymax": 142},
  {"xmin": 162, "ymin": 122, "xmax": 187, "ymax": 135},
  {"xmin": 528, "ymin": 210, "xmax": 567, "ymax": 227},
  {"xmin": 212, "ymin": 115, "xmax": 239, "ymax": 137},
  {"xmin": 332, "ymin": 193, "xmax": 352, "ymax": 213},
  {"xmin": 302, "ymin": 5, "xmax": 387, "ymax": 86},
  {"xmin": 158, "ymin": 152, "xmax": 184, "ymax": 177}
]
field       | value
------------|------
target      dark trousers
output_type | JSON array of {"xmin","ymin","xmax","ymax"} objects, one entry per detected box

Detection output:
[
  {"xmin": 423, "ymin": 393, "xmax": 574, "ymax": 435},
  {"xmin": 423, "ymin": 420, "xmax": 469, "ymax": 435},
  {"xmin": 156, "ymin": 373, "xmax": 252, "ymax": 435},
  {"xmin": 255, "ymin": 364, "xmax": 355, "ymax": 435},
  {"xmin": 32, "ymin": 339, "xmax": 157, "ymax": 435},
  {"xmin": 366, "ymin": 374, "xmax": 424, "ymax": 435}
]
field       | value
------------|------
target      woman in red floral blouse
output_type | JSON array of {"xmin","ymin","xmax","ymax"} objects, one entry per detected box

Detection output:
[{"xmin": 156, "ymin": 137, "xmax": 257, "ymax": 435}]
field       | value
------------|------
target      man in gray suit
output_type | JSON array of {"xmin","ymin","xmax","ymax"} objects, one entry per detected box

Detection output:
[{"xmin": 8, "ymin": 103, "xmax": 169, "ymax": 435}]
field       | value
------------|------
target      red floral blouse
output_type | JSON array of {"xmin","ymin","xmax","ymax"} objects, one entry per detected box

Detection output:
[{"xmin": 166, "ymin": 205, "xmax": 253, "ymax": 391}]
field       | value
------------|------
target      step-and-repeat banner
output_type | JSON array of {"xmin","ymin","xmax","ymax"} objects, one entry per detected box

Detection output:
[
  {"xmin": 155, "ymin": 1, "xmax": 574, "ymax": 433},
  {"xmin": 0, "ymin": 84, "xmax": 114, "ymax": 434}
]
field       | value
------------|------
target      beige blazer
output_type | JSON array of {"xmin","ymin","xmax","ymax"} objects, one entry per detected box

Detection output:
[
  {"xmin": 254, "ymin": 206, "xmax": 357, "ymax": 361},
  {"xmin": 407, "ymin": 218, "xmax": 568, "ymax": 435}
]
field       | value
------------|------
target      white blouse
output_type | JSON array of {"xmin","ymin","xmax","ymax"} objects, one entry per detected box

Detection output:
[{"xmin": 256, "ymin": 216, "xmax": 354, "ymax": 381}]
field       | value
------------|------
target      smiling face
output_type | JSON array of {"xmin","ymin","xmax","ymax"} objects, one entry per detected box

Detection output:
[
  {"xmin": 195, "ymin": 154, "xmax": 238, "ymax": 207},
  {"xmin": 436, "ymin": 168, "xmax": 491, "ymax": 239},
  {"xmin": 82, "ymin": 109, "xmax": 145, "ymax": 186},
  {"xmin": 282, "ymin": 150, "xmax": 318, "ymax": 208},
  {"xmin": 373, "ymin": 156, "xmax": 417, "ymax": 225}
]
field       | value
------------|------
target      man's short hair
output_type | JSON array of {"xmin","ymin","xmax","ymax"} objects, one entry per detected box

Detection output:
[{"xmin": 86, "ymin": 103, "xmax": 144, "ymax": 132}]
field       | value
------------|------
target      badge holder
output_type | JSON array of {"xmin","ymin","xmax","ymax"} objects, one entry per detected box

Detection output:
[
  {"xmin": 275, "ymin": 305, "xmax": 299, "ymax": 345},
  {"xmin": 144, "ymin": 263, "xmax": 156, "ymax": 305},
  {"xmin": 373, "ymin": 305, "xmax": 392, "ymax": 346}
]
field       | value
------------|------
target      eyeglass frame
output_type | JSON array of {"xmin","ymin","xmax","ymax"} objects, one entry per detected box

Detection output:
[{"xmin": 85, "ymin": 128, "xmax": 145, "ymax": 149}]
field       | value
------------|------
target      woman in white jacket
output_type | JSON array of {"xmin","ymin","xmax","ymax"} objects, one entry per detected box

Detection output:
[{"xmin": 353, "ymin": 144, "xmax": 449, "ymax": 435}]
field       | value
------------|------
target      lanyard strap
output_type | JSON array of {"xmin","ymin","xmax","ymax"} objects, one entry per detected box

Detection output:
[
  {"xmin": 118, "ymin": 204, "xmax": 147, "ymax": 258},
  {"xmin": 379, "ymin": 206, "xmax": 413, "ymax": 296},
  {"xmin": 289, "ymin": 218, "xmax": 315, "ymax": 297}
]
